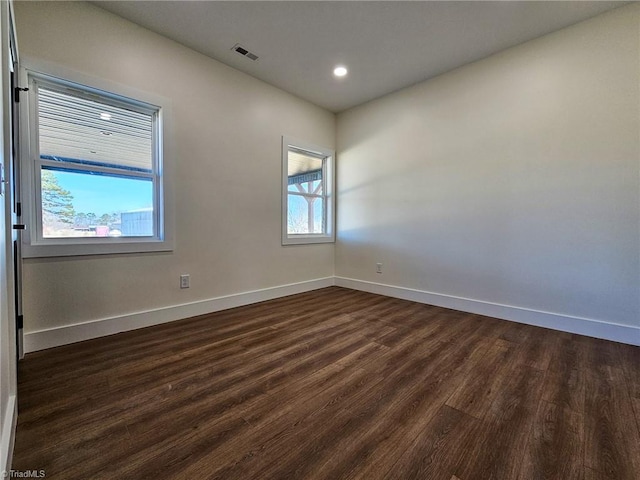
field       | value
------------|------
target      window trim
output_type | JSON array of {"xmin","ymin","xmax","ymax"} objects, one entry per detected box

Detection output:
[
  {"xmin": 281, "ymin": 136, "xmax": 335, "ymax": 245},
  {"xmin": 20, "ymin": 64, "xmax": 173, "ymax": 257}
]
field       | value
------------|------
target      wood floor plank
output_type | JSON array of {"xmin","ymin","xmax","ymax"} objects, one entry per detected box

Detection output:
[
  {"xmin": 584, "ymin": 365, "xmax": 640, "ymax": 480},
  {"xmin": 17, "ymin": 289, "xmax": 316, "ymax": 369},
  {"xmin": 383, "ymin": 405, "xmax": 476, "ymax": 480},
  {"xmin": 308, "ymin": 338, "xmax": 494, "ymax": 480},
  {"xmin": 541, "ymin": 336, "xmax": 586, "ymax": 414},
  {"xmin": 517, "ymin": 400, "xmax": 584, "ymax": 480},
  {"xmin": 445, "ymin": 338, "xmax": 516, "ymax": 419},
  {"xmin": 617, "ymin": 342, "xmax": 640, "ymax": 399},
  {"xmin": 512, "ymin": 327, "xmax": 560, "ymax": 371},
  {"xmin": 121, "ymin": 367, "xmax": 381, "ymax": 480},
  {"xmin": 453, "ymin": 364, "xmax": 546, "ymax": 480},
  {"xmin": 632, "ymin": 396, "xmax": 640, "ymax": 435},
  {"xmin": 12, "ymin": 287, "xmax": 640, "ymax": 480},
  {"xmin": 583, "ymin": 465, "xmax": 623, "ymax": 480},
  {"xmin": 580, "ymin": 336, "xmax": 622, "ymax": 371},
  {"xmin": 118, "ymin": 323, "xmax": 374, "ymax": 440},
  {"xmin": 178, "ymin": 366, "xmax": 387, "ymax": 480},
  {"xmin": 463, "ymin": 314, "xmax": 510, "ymax": 340},
  {"xmin": 335, "ymin": 341, "xmax": 390, "ymax": 368},
  {"xmin": 499, "ymin": 321, "xmax": 536, "ymax": 344},
  {"xmin": 198, "ymin": 334, "xmax": 480, "ymax": 480}
]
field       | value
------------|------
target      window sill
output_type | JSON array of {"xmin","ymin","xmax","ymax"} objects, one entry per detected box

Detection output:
[
  {"xmin": 282, "ymin": 234, "xmax": 335, "ymax": 246},
  {"xmin": 22, "ymin": 238, "xmax": 173, "ymax": 258}
]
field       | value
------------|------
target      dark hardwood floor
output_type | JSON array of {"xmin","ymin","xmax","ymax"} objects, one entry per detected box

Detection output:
[{"xmin": 12, "ymin": 287, "xmax": 640, "ymax": 479}]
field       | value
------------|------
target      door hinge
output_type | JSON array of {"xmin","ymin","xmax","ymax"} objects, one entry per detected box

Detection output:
[
  {"xmin": 16, "ymin": 314, "xmax": 23, "ymax": 329},
  {"xmin": 14, "ymin": 87, "xmax": 28, "ymax": 103}
]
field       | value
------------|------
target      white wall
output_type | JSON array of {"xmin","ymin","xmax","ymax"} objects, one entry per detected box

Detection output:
[
  {"xmin": 336, "ymin": 5, "xmax": 639, "ymax": 341},
  {"xmin": 14, "ymin": 2, "xmax": 640, "ymax": 350},
  {"xmin": 14, "ymin": 2, "xmax": 335, "ymax": 346}
]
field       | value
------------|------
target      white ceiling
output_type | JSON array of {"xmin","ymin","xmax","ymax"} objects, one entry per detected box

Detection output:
[{"xmin": 93, "ymin": 1, "xmax": 628, "ymax": 113}]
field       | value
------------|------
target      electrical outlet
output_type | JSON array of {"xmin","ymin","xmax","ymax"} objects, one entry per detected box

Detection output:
[
  {"xmin": 180, "ymin": 274, "xmax": 190, "ymax": 289},
  {"xmin": 376, "ymin": 263, "xmax": 383, "ymax": 274}
]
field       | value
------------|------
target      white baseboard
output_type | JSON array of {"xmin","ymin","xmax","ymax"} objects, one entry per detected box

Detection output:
[
  {"xmin": 0, "ymin": 394, "xmax": 17, "ymax": 476},
  {"xmin": 24, "ymin": 277, "xmax": 335, "ymax": 353},
  {"xmin": 23, "ymin": 275, "xmax": 639, "ymax": 352},
  {"xmin": 335, "ymin": 277, "xmax": 640, "ymax": 346}
]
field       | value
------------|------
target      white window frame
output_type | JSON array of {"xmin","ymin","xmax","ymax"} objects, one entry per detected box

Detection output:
[
  {"xmin": 20, "ymin": 65, "xmax": 173, "ymax": 257},
  {"xmin": 282, "ymin": 136, "xmax": 335, "ymax": 245}
]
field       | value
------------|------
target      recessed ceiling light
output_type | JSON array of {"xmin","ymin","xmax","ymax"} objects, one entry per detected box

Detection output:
[
  {"xmin": 333, "ymin": 66, "xmax": 348, "ymax": 77},
  {"xmin": 100, "ymin": 113, "xmax": 111, "ymax": 120}
]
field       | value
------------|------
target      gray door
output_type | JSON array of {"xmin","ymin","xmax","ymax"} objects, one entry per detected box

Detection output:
[{"xmin": 8, "ymin": 6, "xmax": 23, "ymax": 359}]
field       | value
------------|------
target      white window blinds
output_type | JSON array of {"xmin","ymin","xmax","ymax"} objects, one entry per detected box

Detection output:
[{"xmin": 37, "ymin": 85, "xmax": 153, "ymax": 172}]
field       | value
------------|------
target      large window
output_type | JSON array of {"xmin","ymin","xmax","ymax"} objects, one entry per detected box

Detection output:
[
  {"xmin": 282, "ymin": 136, "xmax": 334, "ymax": 245},
  {"xmin": 22, "ymin": 70, "xmax": 170, "ymax": 257}
]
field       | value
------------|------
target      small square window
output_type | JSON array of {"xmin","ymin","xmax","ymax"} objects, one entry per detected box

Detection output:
[{"xmin": 282, "ymin": 136, "xmax": 335, "ymax": 245}]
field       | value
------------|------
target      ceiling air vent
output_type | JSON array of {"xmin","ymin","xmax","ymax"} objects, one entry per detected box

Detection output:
[{"xmin": 232, "ymin": 43, "xmax": 259, "ymax": 61}]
